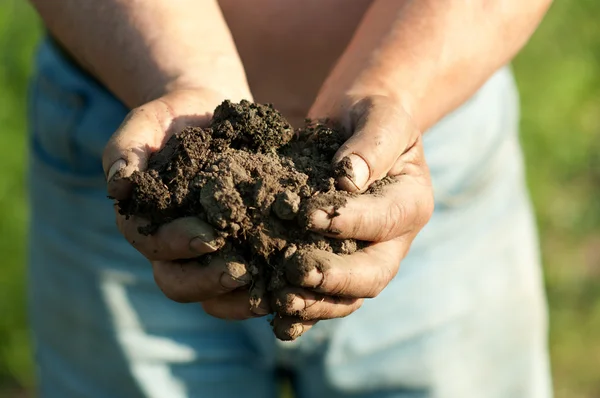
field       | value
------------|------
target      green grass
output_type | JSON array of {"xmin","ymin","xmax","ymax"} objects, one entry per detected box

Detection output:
[
  {"xmin": 0, "ymin": 0, "xmax": 40, "ymax": 394},
  {"xmin": 0, "ymin": 1, "xmax": 599, "ymax": 396},
  {"xmin": 515, "ymin": 1, "xmax": 600, "ymax": 396}
]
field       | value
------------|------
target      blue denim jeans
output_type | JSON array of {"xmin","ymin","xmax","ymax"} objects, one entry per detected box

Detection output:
[{"xmin": 27, "ymin": 38, "xmax": 552, "ymax": 398}]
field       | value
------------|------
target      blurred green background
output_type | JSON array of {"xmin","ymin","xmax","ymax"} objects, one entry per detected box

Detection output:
[{"xmin": 0, "ymin": 0, "xmax": 599, "ymax": 396}]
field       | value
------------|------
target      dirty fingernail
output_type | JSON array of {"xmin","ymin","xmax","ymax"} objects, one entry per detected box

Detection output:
[
  {"xmin": 220, "ymin": 272, "xmax": 248, "ymax": 290},
  {"xmin": 336, "ymin": 154, "xmax": 370, "ymax": 192},
  {"xmin": 309, "ymin": 209, "xmax": 332, "ymax": 231},
  {"xmin": 304, "ymin": 268, "xmax": 324, "ymax": 289},
  {"xmin": 286, "ymin": 323, "xmax": 305, "ymax": 340},
  {"xmin": 252, "ymin": 300, "xmax": 270, "ymax": 316},
  {"xmin": 285, "ymin": 251, "xmax": 326, "ymax": 288},
  {"xmin": 107, "ymin": 159, "xmax": 126, "ymax": 182},
  {"xmin": 290, "ymin": 295, "xmax": 315, "ymax": 312},
  {"xmin": 190, "ymin": 237, "xmax": 218, "ymax": 255},
  {"xmin": 220, "ymin": 261, "xmax": 251, "ymax": 290}
]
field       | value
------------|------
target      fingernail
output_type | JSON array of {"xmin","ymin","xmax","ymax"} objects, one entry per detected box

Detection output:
[
  {"xmin": 309, "ymin": 209, "xmax": 332, "ymax": 231},
  {"xmin": 290, "ymin": 295, "xmax": 315, "ymax": 312},
  {"xmin": 285, "ymin": 251, "xmax": 326, "ymax": 288},
  {"xmin": 287, "ymin": 323, "xmax": 304, "ymax": 340},
  {"xmin": 252, "ymin": 300, "xmax": 270, "ymax": 316},
  {"xmin": 190, "ymin": 237, "xmax": 218, "ymax": 254},
  {"xmin": 220, "ymin": 272, "xmax": 249, "ymax": 289},
  {"xmin": 221, "ymin": 261, "xmax": 251, "ymax": 289},
  {"xmin": 107, "ymin": 159, "xmax": 126, "ymax": 182},
  {"xmin": 336, "ymin": 154, "xmax": 370, "ymax": 192},
  {"xmin": 304, "ymin": 268, "xmax": 324, "ymax": 289}
]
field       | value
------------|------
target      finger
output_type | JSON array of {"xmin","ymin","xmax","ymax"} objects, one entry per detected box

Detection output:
[
  {"xmin": 304, "ymin": 175, "xmax": 434, "ymax": 242},
  {"xmin": 202, "ymin": 289, "xmax": 271, "ymax": 320},
  {"xmin": 286, "ymin": 240, "xmax": 406, "ymax": 299},
  {"xmin": 153, "ymin": 256, "xmax": 251, "ymax": 303},
  {"xmin": 102, "ymin": 91, "xmax": 215, "ymax": 200},
  {"xmin": 103, "ymin": 105, "xmax": 172, "ymax": 200},
  {"xmin": 333, "ymin": 96, "xmax": 421, "ymax": 193},
  {"xmin": 272, "ymin": 316, "xmax": 318, "ymax": 341},
  {"xmin": 272, "ymin": 287, "xmax": 363, "ymax": 320},
  {"xmin": 116, "ymin": 213, "xmax": 223, "ymax": 261}
]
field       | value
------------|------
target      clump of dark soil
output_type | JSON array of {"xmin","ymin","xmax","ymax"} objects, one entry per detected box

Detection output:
[{"xmin": 117, "ymin": 100, "xmax": 366, "ymax": 314}]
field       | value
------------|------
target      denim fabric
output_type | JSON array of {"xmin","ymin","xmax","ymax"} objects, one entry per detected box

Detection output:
[{"xmin": 27, "ymin": 37, "xmax": 552, "ymax": 398}]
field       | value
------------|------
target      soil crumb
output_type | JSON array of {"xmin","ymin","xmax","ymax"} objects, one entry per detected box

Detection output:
[{"xmin": 117, "ymin": 100, "xmax": 372, "ymax": 322}]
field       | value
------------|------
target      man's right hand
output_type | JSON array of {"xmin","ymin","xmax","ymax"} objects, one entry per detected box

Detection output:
[{"xmin": 102, "ymin": 88, "xmax": 270, "ymax": 320}]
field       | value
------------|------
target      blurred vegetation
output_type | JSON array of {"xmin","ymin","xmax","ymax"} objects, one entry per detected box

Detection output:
[
  {"xmin": 0, "ymin": 1, "xmax": 39, "ymax": 396},
  {"xmin": 514, "ymin": 1, "xmax": 600, "ymax": 396},
  {"xmin": 0, "ymin": 0, "xmax": 598, "ymax": 397}
]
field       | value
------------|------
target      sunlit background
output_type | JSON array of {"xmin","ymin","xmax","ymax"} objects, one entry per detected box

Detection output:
[{"xmin": 1, "ymin": 1, "xmax": 599, "ymax": 397}]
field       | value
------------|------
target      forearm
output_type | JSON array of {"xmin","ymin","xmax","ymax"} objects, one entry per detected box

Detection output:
[
  {"xmin": 313, "ymin": 0, "xmax": 552, "ymax": 131},
  {"xmin": 30, "ymin": 0, "xmax": 250, "ymax": 108}
]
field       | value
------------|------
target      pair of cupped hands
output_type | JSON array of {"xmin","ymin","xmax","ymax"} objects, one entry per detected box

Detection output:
[{"xmin": 103, "ymin": 88, "xmax": 434, "ymax": 340}]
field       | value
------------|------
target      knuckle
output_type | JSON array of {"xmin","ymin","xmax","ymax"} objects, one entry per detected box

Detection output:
[
  {"xmin": 390, "ymin": 199, "xmax": 408, "ymax": 226},
  {"xmin": 153, "ymin": 262, "xmax": 192, "ymax": 303},
  {"xmin": 325, "ymin": 274, "xmax": 353, "ymax": 297},
  {"xmin": 367, "ymin": 267, "xmax": 395, "ymax": 298},
  {"xmin": 365, "ymin": 284, "xmax": 384, "ymax": 299},
  {"xmin": 384, "ymin": 200, "xmax": 408, "ymax": 240},
  {"xmin": 350, "ymin": 212, "xmax": 366, "ymax": 239}
]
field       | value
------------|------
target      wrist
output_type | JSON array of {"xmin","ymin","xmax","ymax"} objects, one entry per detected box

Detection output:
[
  {"xmin": 309, "ymin": 81, "xmax": 417, "ymax": 130},
  {"xmin": 143, "ymin": 73, "xmax": 252, "ymax": 110},
  {"xmin": 151, "ymin": 87, "xmax": 254, "ymax": 122},
  {"xmin": 347, "ymin": 84, "xmax": 418, "ymax": 123}
]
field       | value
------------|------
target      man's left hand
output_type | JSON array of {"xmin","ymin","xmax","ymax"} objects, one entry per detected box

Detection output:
[{"xmin": 272, "ymin": 95, "xmax": 434, "ymax": 340}]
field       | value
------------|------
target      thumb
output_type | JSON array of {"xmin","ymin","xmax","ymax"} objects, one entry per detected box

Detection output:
[
  {"xmin": 333, "ymin": 96, "xmax": 421, "ymax": 193},
  {"xmin": 103, "ymin": 106, "xmax": 166, "ymax": 200},
  {"xmin": 102, "ymin": 90, "xmax": 218, "ymax": 200}
]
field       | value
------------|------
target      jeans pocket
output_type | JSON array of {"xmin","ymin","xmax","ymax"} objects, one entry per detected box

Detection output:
[
  {"xmin": 27, "ymin": 38, "xmax": 128, "ymax": 190},
  {"xmin": 29, "ymin": 70, "xmax": 91, "ymax": 176}
]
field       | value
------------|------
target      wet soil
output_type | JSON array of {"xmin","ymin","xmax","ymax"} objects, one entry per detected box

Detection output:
[{"xmin": 117, "ymin": 100, "xmax": 365, "ymax": 313}]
